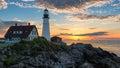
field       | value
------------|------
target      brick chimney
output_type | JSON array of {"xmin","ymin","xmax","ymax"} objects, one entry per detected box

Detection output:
[
  {"xmin": 28, "ymin": 23, "xmax": 30, "ymax": 26},
  {"xmin": 15, "ymin": 23, "xmax": 17, "ymax": 26}
]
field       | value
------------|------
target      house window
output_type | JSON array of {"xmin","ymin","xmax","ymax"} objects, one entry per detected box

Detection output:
[
  {"xmin": 13, "ymin": 31, "xmax": 23, "ymax": 34},
  {"xmin": 32, "ymin": 31, "xmax": 36, "ymax": 35},
  {"xmin": 19, "ymin": 31, "xmax": 23, "ymax": 34},
  {"xmin": 13, "ymin": 31, "xmax": 16, "ymax": 34},
  {"xmin": 17, "ymin": 31, "xmax": 19, "ymax": 34}
]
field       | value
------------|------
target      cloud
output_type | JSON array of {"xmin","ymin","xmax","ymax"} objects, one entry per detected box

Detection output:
[
  {"xmin": 112, "ymin": 0, "xmax": 120, "ymax": 7},
  {"xmin": 89, "ymin": 28, "xmax": 97, "ymax": 30},
  {"xmin": 116, "ymin": 18, "xmax": 120, "ymax": 22},
  {"xmin": 0, "ymin": 27, "xmax": 7, "ymax": 33},
  {"xmin": 22, "ymin": 0, "xmax": 35, "ymax": 2},
  {"xmin": 35, "ymin": 0, "xmax": 113, "ymax": 13},
  {"xmin": 9, "ymin": 2, "xmax": 36, "ymax": 8},
  {"xmin": 60, "ymin": 33, "xmax": 73, "ymax": 36},
  {"xmin": 1, "ymin": 21, "xmax": 28, "ymax": 26},
  {"xmin": 6, "ymin": 0, "xmax": 119, "ymax": 24},
  {"xmin": 33, "ymin": 0, "xmax": 119, "ymax": 23},
  {"xmin": 0, "ymin": 0, "xmax": 8, "ymax": 9},
  {"xmin": 59, "ymin": 28, "xmax": 70, "ymax": 30},
  {"xmin": 60, "ymin": 31, "xmax": 108, "ymax": 36},
  {"xmin": 0, "ymin": 0, "xmax": 119, "ymax": 24},
  {"xmin": 12, "ymin": 18, "xmax": 35, "ymax": 24},
  {"xmin": 50, "ymin": 19, "xmax": 56, "ymax": 22},
  {"xmin": 12, "ymin": 18, "xmax": 22, "ymax": 21},
  {"xmin": 28, "ymin": 20, "xmax": 35, "ymax": 25},
  {"xmin": 78, "ymin": 32, "xmax": 108, "ymax": 36},
  {"xmin": 0, "ymin": 0, "xmax": 114, "ymax": 14},
  {"xmin": 112, "ymin": 3, "xmax": 120, "ymax": 7},
  {"xmin": 67, "ymin": 14, "xmax": 114, "ymax": 20},
  {"xmin": 0, "ymin": 0, "xmax": 113, "ymax": 13},
  {"xmin": 67, "ymin": 14, "xmax": 120, "ymax": 23}
]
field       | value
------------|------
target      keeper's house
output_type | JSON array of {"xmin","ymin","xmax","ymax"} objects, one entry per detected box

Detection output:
[{"xmin": 4, "ymin": 23, "xmax": 38, "ymax": 43}]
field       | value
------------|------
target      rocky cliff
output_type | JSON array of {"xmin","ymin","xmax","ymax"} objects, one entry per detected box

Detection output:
[{"xmin": 0, "ymin": 38, "xmax": 120, "ymax": 68}]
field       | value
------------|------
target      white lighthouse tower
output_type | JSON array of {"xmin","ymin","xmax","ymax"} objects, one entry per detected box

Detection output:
[{"xmin": 42, "ymin": 9, "xmax": 50, "ymax": 41}]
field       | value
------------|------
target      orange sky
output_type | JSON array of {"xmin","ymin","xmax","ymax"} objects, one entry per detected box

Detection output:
[{"xmin": 1, "ymin": 22, "xmax": 120, "ymax": 41}]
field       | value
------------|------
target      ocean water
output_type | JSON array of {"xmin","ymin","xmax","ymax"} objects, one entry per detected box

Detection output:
[{"xmin": 65, "ymin": 39, "xmax": 120, "ymax": 57}]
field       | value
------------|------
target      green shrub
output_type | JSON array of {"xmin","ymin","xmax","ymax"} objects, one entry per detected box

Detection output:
[
  {"xmin": 12, "ymin": 43, "xmax": 29, "ymax": 54},
  {"xmin": 7, "ymin": 38, "xmax": 68, "ymax": 56},
  {"xmin": 30, "ymin": 50, "xmax": 39, "ymax": 57},
  {"xmin": 61, "ymin": 45, "xmax": 68, "ymax": 52},
  {"xmin": 32, "ymin": 38, "xmax": 51, "ymax": 45},
  {"xmin": 4, "ymin": 56, "xmax": 18, "ymax": 66}
]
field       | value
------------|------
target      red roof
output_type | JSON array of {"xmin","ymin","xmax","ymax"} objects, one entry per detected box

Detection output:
[
  {"xmin": 51, "ymin": 36, "xmax": 62, "ymax": 42},
  {"xmin": 5, "ymin": 25, "xmax": 37, "ymax": 38}
]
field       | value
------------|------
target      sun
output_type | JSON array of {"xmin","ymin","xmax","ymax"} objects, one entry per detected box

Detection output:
[{"xmin": 70, "ymin": 36, "xmax": 88, "ymax": 41}]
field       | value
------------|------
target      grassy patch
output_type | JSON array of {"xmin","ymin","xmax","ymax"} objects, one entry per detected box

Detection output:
[
  {"xmin": 0, "ymin": 38, "xmax": 69, "ymax": 67},
  {"xmin": 4, "ymin": 56, "xmax": 18, "ymax": 66}
]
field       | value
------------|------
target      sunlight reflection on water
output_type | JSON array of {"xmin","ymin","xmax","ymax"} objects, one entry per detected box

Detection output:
[{"xmin": 65, "ymin": 39, "xmax": 120, "ymax": 56}]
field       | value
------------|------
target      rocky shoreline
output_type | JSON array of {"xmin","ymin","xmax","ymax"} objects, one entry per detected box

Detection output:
[{"xmin": 0, "ymin": 38, "xmax": 120, "ymax": 68}]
